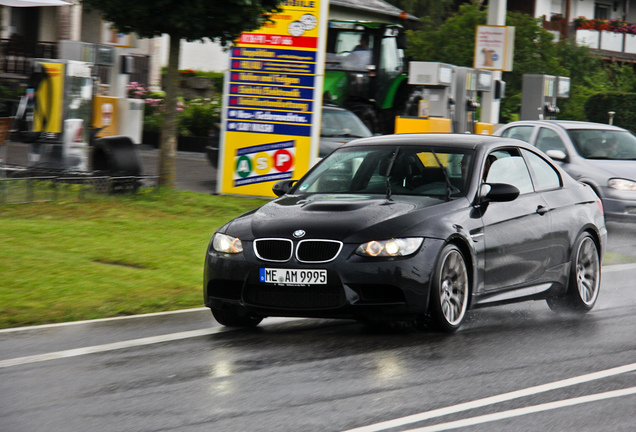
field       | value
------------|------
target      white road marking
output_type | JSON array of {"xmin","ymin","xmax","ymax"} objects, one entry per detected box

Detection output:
[
  {"xmin": 406, "ymin": 387, "xmax": 636, "ymax": 432},
  {"xmin": 342, "ymin": 362, "xmax": 636, "ymax": 432},
  {"xmin": 0, "ymin": 328, "xmax": 220, "ymax": 369},
  {"xmin": 0, "ymin": 317, "xmax": 300, "ymax": 369},
  {"xmin": 0, "ymin": 307, "xmax": 210, "ymax": 334}
]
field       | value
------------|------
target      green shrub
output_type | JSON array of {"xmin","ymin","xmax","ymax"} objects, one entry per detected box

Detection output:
[
  {"xmin": 128, "ymin": 70, "xmax": 223, "ymax": 136},
  {"xmin": 178, "ymin": 97, "xmax": 221, "ymax": 137}
]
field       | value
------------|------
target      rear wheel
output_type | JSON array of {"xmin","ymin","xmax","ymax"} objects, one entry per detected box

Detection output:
[
  {"xmin": 547, "ymin": 233, "xmax": 600, "ymax": 313},
  {"xmin": 427, "ymin": 244, "xmax": 470, "ymax": 332},
  {"xmin": 211, "ymin": 305, "xmax": 263, "ymax": 328}
]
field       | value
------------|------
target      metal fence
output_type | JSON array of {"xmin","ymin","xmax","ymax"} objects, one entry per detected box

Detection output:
[{"xmin": 0, "ymin": 169, "xmax": 159, "ymax": 205}]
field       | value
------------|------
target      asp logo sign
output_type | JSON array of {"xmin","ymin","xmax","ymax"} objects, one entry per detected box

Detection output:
[{"xmin": 234, "ymin": 140, "xmax": 296, "ymax": 186}]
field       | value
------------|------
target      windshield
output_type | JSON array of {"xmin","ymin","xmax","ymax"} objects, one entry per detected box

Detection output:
[
  {"xmin": 568, "ymin": 129, "xmax": 636, "ymax": 160},
  {"xmin": 294, "ymin": 146, "xmax": 473, "ymax": 197},
  {"xmin": 321, "ymin": 109, "xmax": 372, "ymax": 138},
  {"xmin": 326, "ymin": 30, "xmax": 373, "ymax": 71}
]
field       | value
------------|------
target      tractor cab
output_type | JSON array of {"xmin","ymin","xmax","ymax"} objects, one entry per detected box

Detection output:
[{"xmin": 324, "ymin": 21, "xmax": 410, "ymax": 134}]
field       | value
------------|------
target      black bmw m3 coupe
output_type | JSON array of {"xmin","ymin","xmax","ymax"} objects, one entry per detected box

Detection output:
[{"xmin": 204, "ymin": 134, "xmax": 606, "ymax": 332}]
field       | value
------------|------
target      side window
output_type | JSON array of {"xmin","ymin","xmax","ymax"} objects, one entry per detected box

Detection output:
[
  {"xmin": 522, "ymin": 149, "xmax": 561, "ymax": 191},
  {"xmin": 484, "ymin": 150, "xmax": 534, "ymax": 194},
  {"xmin": 535, "ymin": 128, "xmax": 567, "ymax": 153},
  {"xmin": 501, "ymin": 126, "xmax": 533, "ymax": 142}
]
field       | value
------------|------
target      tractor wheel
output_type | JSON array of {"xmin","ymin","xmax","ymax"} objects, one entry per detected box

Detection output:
[
  {"xmin": 351, "ymin": 104, "xmax": 380, "ymax": 134},
  {"xmin": 402, "ymin": 89, "xmax": 425, "ymax": 117}
]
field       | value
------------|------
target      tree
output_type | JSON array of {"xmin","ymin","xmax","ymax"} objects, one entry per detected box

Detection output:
[{"xmin": 81, "ymin": 0, "xmax": 283, "ymax": 188}]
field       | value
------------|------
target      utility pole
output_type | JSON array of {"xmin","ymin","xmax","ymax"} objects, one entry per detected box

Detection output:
[{"xmin": 480, "ymin": 0, "xmax": 507, "ymax": 126}]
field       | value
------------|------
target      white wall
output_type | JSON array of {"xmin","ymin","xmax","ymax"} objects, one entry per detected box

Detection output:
[
  {"xmin": 38, "ymin": 7, "xmax": 57, "ymax": 41},
  {"xmin": 160, "ymin": 35, "xmax": 230, "ymax": 73}
]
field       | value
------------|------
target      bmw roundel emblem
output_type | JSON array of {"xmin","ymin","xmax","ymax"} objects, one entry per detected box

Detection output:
[{"xmin": 293, "ymin": 230, "xmax": 306, "ymax": 238}]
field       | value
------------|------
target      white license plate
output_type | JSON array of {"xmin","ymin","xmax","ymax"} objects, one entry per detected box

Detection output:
[{"xmin": 259, "ymin": 268, "xmax": 327, "ymax": 285}]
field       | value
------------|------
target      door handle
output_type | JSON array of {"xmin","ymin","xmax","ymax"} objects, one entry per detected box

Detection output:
[{"xmin": 536, "ymin": 205, "xmax": 549, "ymax": 215}]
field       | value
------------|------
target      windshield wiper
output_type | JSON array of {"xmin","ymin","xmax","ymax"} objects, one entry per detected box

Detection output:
[
  {"xmin": 385, "ymin": 148, "xmax": 400, "ymax": 201},
  {"xmin": 431, "ymin": 150, "xmax": 453, "ymax": 201}
]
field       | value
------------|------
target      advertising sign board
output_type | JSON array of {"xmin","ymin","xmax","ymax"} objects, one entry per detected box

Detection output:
[
  {"xmin": 473, "ymin": 25, "xmax": 515, "ymax": 72},
  {"xmin": 217, "ymin": 0, "xmax": 329, "ymax": 196}
]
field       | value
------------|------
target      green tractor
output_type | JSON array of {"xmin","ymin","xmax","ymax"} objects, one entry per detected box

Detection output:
[{"xmin": 323, "ymin": 20, "xmax": 422, "ymax": 135}]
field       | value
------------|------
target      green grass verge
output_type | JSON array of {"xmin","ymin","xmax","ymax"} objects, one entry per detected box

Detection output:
[
  {"xmin": 0, "ymin": 189, "xmax": 267, "ymax": 329},
  {"xmin": 604, "ymin": 251, "xmax": 636, "ymax": 266}
]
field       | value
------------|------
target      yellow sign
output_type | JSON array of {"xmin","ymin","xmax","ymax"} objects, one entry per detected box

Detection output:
[
  {"xmin": 34, "ymin": 61, "xmax": 65, "ymax": 134},
  {"xmin": 218, "ymin": 0, "xmax": 329, "ymax": 197},
  {"xmin": 92, "ymin": 96, "xmax": 119, "ymax": 137}
]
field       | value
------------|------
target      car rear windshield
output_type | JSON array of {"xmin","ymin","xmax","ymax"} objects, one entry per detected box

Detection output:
[{"xmin": 295, "ymin": 146, "xmax": 474, "ymax": 197}]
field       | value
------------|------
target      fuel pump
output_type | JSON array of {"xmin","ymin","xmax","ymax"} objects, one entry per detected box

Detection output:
[
  {"xmin": 394, "ymin": 62, "xmax": 455, "ymax": 133},
  {"xmin": 454, "ymin": 67, "xmax": 478, "ymax": 134},
  {"xmin": 475, "ymin": 69, "xmax": 494, "ymax": 134},
  {"xmin": 521, "ymin": 74, "xmax": 567, "ymax": 121},
  {"xmin": 13, "ymin": 59, "xmax": 94, "ymax": 171}
]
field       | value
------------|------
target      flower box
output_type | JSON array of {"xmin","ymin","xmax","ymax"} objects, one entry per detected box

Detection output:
[
  {"xmin": 575, "ymin": 29, "xmax": 600, "ymax": 49},
  {"xmin": 625, "ymin": 34, "xmax": 636, "ymax": 53},
  {"xmin": 600, "ymin": 31, "xmax": 623, "ymax": 52}
]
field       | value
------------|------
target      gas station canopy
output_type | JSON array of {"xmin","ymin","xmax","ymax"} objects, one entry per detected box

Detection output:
[{"xmin": 0, "ymin": 0, "xmax": 70, "ymax": 7}]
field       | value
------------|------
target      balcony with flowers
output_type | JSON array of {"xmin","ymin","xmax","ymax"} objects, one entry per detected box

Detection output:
[{"xmin": 573, "ymin": 17, "xmax": 636, "ymax": 57}]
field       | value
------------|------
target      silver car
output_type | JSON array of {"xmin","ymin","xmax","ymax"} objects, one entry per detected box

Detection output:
[
  {"xmin": 494, "ymin": 120, "xmax": 636, "ymax": 220},
  {"xmin": 319, "ymin": 105, "xmax": 372, "ymax": 157}
]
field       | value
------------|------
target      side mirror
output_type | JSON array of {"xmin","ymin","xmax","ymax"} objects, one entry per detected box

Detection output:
[
  {"xmin": 545, "ymin": 149, "xmax": 568, "ymax": 162},
  {"xmin": 272, "ymin": 179, "xmax": 297, "ymax": 197},
  {"xmin": 480, "ymin": 183, "xmax": 520, "ymax": 203}
]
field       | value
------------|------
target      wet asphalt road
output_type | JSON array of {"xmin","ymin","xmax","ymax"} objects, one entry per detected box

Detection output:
[
  {"xmin": 2, "ymin": 142, "xmax": 636, "ymax": 432},
  {"xmin": 1, "ymin": 264, "xmax": 635, "ymax": 432}
]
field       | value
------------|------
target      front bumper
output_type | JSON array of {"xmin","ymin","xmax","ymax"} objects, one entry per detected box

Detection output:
[
  {"xmin": 601, "ymin": 190, "xmax": 636, "ymax": 220},
  {"xmin": 203, "ymin": 238, "xmax": 444, "ymax": 321}
]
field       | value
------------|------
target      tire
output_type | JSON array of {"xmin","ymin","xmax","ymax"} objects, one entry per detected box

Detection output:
[
  {"xmin": 211, "ymin": 305, "xmax": 263, "ymax": 328},
  {"xmin": 92, "ymin": 136, "xmax": 142, "ymax": 177},
  {"xmin": 402, "ymin": 89, "xmax": 424, "ymax": 117},
  {"xmin": 547, "ymin": 233, "xmax": 600, "ymax": 313},
  {"xmin": 350, "ymin": 104, "xmax": 379, "ymax": 134},
  {"xmin": 427, "ymin": 244, "xmax": 470, "ymax": 332}
]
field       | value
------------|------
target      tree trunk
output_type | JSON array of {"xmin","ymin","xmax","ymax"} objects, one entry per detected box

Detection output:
[{"xmin": 158, "ymin": 35, "xmax": 180, "ymax": 188}]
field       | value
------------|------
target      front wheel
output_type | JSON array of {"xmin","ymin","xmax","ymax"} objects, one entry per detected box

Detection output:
[
  {"xmin": 211, "ymin": 305, "xmax": 263, "ymax": 328},
  {"xmin": 427, "ymin": 244, "xmax": 470, "ymax": 332},
  {"xmin": 547, "ymin": 233, "xmax": 600, "ymax": 313}
]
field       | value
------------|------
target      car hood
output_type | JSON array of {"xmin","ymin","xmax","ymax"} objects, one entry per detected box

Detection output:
[
  {"xmin": 224, "ymin": 194, "xmax": 464, "ymax": 243},
  {"xmin": 585, "ymin": 159, "xmax": 636, "ymax": 181}
]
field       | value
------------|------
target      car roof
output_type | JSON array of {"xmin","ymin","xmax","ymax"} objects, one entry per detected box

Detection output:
[
  {"xmin": 502, "ymin": 120, "xmax": 627, "ymax": 132},
  {"xmin": 322, "ymin": 105, "xmax": 352, "ymax": 113},
  {"xmin": 339, "ymin": 133, "xmax": 517, "ymax": 151}
]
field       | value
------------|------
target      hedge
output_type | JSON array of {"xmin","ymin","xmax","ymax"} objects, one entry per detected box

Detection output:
[{"xmin": 584, "ymin": 92, "xmax": 636, "ymax": 131}]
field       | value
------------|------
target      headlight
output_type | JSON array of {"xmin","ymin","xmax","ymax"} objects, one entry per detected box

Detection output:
[
  {"xmin": 356, "ymin": 238, "xmax": 423, "ymax": 257},
  {"xmin": 212, "ymin": 233, "xmax": 243, "ymax": 254},
  {"xmin": 608, "ymin": 178, "xmax": 636, "ymax": 191}
]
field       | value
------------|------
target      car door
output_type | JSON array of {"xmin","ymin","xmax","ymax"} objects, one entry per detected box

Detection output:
[
  {"xmin": 480, "ymin": 148, "xmax": 553, "ymax": 291},
  {"xmin": 521, "ymin": 148, "xmax": 571, "ymax": 270}
]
